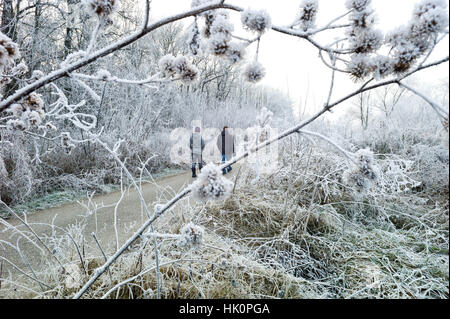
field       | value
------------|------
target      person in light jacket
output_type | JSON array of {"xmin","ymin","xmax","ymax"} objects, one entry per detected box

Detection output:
[
  {"xmin": 216, "ymin": 126, "xmax": 235, "ymax": 174},
  {"xmin": 190, "ymin": 126, "xmax": 206, "ymax": 178}
]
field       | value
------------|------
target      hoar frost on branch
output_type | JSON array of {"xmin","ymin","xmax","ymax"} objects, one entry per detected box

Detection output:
[
  {"xmin": 158, "ymin": 54, "xmax": 199, "ymax": 84},
  {"xmin": 346, "ymin": 0, "xmax": 449, "ymax": 80}
]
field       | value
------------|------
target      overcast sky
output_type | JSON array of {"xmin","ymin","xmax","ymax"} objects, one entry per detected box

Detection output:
[{"xmin": 148, "ymin": 0, "xmax": 449, "ymax": 117}]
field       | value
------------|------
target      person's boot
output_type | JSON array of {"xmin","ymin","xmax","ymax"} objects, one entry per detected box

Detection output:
[
  {"xmin": 192, "ymin": 167, "xmax": 197, "ymax": 178},
  {"xmin": 199, "ymin": 163, "xmax": 203, "ymax": 173}
]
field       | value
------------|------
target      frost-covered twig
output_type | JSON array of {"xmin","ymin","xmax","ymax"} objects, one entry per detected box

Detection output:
[
  {"xmin": 398, "ymin": 82, "xmax": 449, "ymax": 119},
  {"xmin": 297, "ymin": 129, "xmax": 356, "ymax": 163}
]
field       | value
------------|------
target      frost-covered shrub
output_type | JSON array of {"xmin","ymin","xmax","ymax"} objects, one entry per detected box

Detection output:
[
  {"xmin": 187, "ymin": 20, "xmax": 201, "ymax": 55},
  {"xmin": 192, "ymin": 163, "xmax": 233, "ymax": 201},
  {"xmin": 241, "ymin": 8, "xmax": 272, "ymax": 33},
  {"xmin": 0, "ymin": 134, "xmax": 34, "ymax": 205},
  {"xmin": 243, "ymin": 61, "xmax": 266, "ymax": 83},
  {"xmin": 65, "ymin": 264, "xmax": 82, "ymax": 289}
]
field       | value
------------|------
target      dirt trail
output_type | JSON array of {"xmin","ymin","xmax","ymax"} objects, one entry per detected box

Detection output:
[{"xmin": 0, "ymin": 170, "xmax": 197, "ymax": 278}]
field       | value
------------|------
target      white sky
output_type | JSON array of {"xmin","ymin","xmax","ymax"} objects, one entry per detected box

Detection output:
[{"xmin": 148, "ymin": 0, "xmax": 449, "ymax": 117}]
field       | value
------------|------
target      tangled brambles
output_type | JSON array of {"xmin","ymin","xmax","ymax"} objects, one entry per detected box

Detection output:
[{"xmin": 191, "ymin": 163, "xmax": 234, "ymax": 201}]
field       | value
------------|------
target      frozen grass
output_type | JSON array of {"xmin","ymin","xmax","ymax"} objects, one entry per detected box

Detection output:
[{"xmin": 1, "ymin": 132, "xmax": 447, "ymax": 299}]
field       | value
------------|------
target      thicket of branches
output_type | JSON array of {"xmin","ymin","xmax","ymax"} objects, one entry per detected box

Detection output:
[{"xmin": 0, "ymin": 0, "xmax": 293, "ymax": 207}]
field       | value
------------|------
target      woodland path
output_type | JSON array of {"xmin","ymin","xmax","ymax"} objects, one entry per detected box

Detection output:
[{"xmin": 0, "ymin": 169, "xmax": 202, "ymax": 281}]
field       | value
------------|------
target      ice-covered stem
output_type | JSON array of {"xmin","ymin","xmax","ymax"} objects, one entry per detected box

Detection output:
[
  {"xmin": 297, "ymin": 129, "xmax": 356, "ymax": 163},
  {"xmin": 71, "ymin": 71, "xmax": 168, "ymax": 86},
  {"xmin": 94, "ymin": 137, "xmax": 162, "ymax": 297},
  {"xmin": 73, "ymin": 187, "xmax": 191, "ymax": 298},
  {"xmin": 398, "ymin": 82, "xmax": 449, "ymax": 120},
  {"xmin": 86, "ymin": 19, "xmax": 101, "ymax": 54},
  {"xmin": 142, "ymin": 0, "xmax": 151, "ymax": 30},
  {"xmin": 0, "ymin": 201, "xmax": 65, "ymax": 270}
]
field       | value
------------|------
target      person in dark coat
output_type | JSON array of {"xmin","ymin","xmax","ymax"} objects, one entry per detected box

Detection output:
[
  {"xmin": 216, "ymin": 126, "xmax": 235, "ymax": 174},
  {"xmin": 190, "ymin": 126, "xmax": 206, "ymax": 178}
]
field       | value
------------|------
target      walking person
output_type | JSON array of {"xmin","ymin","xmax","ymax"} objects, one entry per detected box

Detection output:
[
  {"xmin": 190, "ymin": 126, "xmax": 205, "ymax": 178},
  {"xmin": 217, "ymin": 126, "xmax": 235, "ymax": 174}
]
